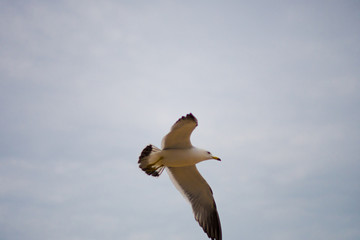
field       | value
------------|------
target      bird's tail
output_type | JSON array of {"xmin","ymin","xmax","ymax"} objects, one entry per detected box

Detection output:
[{"xmin": 138, "ymin": 144, "xmax": 165, "ymax": 177}]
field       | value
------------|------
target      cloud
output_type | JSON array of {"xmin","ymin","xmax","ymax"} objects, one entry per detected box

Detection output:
[{"xmin": 1, "ymin": 1, "xmax": 359, "ymax": 240}]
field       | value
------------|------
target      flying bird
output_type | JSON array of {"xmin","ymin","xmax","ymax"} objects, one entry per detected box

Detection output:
[{"xmin": 138, "ymin": 113, "xmax": 222, "ymax": 240}]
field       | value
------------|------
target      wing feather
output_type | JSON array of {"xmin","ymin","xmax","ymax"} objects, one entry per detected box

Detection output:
[
  {"xmin": 166, "ymin": 166, "xmax": 222, "ymax": 240},
  {"xmin": 161, "ymin": 113, "xmax": 198, "ymax": 149}
]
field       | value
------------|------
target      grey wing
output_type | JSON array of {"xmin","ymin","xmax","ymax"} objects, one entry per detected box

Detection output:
[
  {"xmin": 166, "ymin": 166, "xmax": 222, "ymax": 240},
  {"xmin": 161, "ymin": 113, "xmax": 198, "ymax": 149}
]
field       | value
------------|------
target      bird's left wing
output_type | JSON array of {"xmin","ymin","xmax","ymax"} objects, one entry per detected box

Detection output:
[
  {"xmin": 161, "ymin": 113, "xmax": 198, "ymax": 149},
  {"xmin": 166, "ymin": 166, "xmax": 222, "ymax": 240}
]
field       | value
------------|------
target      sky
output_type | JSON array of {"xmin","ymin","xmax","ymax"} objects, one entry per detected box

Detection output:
[{"xmin": 0, "ymin": 0, "xmax": 360, "ymax": 239}]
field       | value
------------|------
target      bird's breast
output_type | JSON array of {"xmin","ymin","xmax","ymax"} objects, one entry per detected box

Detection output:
[{"xmin": 161, "ymin": 148, "xmax": 202, "ymax": 167}]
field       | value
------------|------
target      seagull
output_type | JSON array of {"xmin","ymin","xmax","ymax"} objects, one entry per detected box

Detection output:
[{"xmin": 138, "ymin": 113, "xmax": 222, "ymax": 240}]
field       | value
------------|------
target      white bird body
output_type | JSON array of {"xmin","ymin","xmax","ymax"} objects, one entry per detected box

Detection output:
[
  {"xmin": 138, "ymin": 113, "xmax": 222, "ymax": 240},
  {"xmin": 161, "ymin": 147, "xmax": 213, "ymax": 167}
]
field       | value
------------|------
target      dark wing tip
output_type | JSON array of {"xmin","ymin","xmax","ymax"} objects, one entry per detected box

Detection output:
[
  {"xmin": 175, "ymin": 113, "xmax": 198, "ymax": 125},
  {"xmin": 187, "ymin": 113, "xmax": 197, "ymax": 123},
  {"xmin": 200, "ymin": 206, "xmax": 222, "ymax": 240}
]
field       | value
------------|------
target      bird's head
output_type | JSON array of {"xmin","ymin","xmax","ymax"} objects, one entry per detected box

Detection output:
[{"xmin": 204, "ymin": 150, "xmax": 221, "ymax": 161}]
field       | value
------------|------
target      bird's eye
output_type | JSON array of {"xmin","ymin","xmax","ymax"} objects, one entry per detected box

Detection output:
[{"xmin": 207, "ymin": 151, "xmax": 211, "ymax": 155}]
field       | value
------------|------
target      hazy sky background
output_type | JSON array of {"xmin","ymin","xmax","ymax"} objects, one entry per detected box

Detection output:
[{"xmin": 1, "ymin": 1, "xmax": 359, "ymax": 240}]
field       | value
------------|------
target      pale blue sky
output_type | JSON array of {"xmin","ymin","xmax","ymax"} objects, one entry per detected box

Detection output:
[{"xmin": 1, "ymin": 1, "xmax": 360, "ymax": 240}]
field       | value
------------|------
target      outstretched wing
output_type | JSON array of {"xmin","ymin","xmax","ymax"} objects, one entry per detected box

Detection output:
[
  {"xmin": 166, "ymin": 166, "xmax": 222, "ymax": 240},
  {"xmin": 161, "ymin": 113, "xmax": 198, "ymax": 149}
]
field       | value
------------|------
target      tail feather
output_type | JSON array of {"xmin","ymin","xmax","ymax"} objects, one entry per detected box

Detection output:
[{"xmin": 138, "ymin": 144, "xmax": 165, "ymax": 177}]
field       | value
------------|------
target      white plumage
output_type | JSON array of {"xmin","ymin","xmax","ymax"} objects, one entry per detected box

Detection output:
[{"xmin": 138, "ymin": 113, "xmax": 222, "ymax": 240}]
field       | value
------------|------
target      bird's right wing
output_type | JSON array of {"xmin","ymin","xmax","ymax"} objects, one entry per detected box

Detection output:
[
  {"xmin": 166, "ymin": 166, "xmax": 222, "ymax": 240},
  {"xmin": 161, "ymin": 113, "xmax": 198, "ymax": 149}
]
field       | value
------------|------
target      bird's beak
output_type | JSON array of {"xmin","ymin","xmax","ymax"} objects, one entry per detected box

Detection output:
[{"xmin": 212, "ymin": 156, "xmax": 221, "ymax": 161}]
